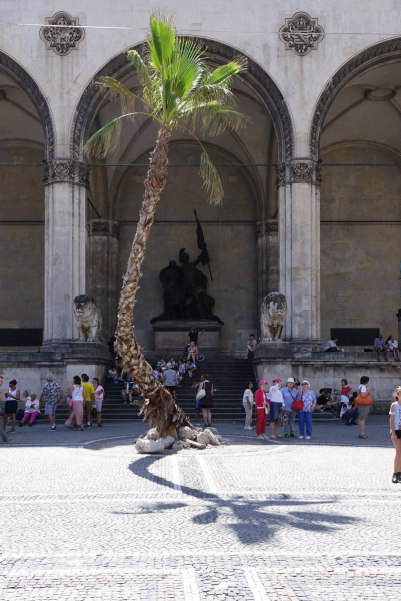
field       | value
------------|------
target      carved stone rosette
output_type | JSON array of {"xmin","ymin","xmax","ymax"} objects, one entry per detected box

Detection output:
[
  {"xmin": 87, "ymin": 219, "xmax": 120, "ymax": 239},
  {"xmin": 279, "ymin": 12, "xmax": 324, "ymax": 56},
  {"xmin": 40, "ymin": 12, "xmax": 85, "ymax": 56},
  {"xmin": 276, "ymin": 160, "xmax": 322, "ymax": 186},
  {"xmin": 256, "ymin": 220, "xmax": 278, "ymax": 238},
  {"xmin": 43, "ymin": 159, "xmax": 90, "ymax": 187}
]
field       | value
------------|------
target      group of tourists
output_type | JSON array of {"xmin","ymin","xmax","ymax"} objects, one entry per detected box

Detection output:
[
  {"xmin": 0, "ymin": 374, "xmax": 105, "ymax": 442},
  {"xmin": 243, "ymin": 376, "xmax": 373, "ymax": 441}
]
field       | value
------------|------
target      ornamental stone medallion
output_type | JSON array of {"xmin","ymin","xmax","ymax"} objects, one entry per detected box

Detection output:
[
  {"xmin": 40, "ymin": 11, "xmax": 85, "ymax": 56},
  {"xmin": 279, "ymin": 12, "xmax": 324, "ymax": 56}
]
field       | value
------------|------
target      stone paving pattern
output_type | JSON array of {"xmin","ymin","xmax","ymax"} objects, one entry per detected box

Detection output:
[{"xmin": 0, "ymin": 417, "xmax": 400, "ymax": 600}]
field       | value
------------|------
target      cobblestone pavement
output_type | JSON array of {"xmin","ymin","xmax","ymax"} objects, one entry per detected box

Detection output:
[{"xmin": 1, "ymin": 417, "xmax": 400, "ymax": 600}]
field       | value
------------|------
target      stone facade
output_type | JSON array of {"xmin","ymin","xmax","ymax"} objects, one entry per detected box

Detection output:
[{"xmin": 0, "ymin": 1, "xmax": 400, "ymax": 383}]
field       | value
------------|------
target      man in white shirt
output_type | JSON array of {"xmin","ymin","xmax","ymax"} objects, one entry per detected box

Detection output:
[{"xmin": 324, "ymin": 338, "xmax": 339, "ymax": 352}]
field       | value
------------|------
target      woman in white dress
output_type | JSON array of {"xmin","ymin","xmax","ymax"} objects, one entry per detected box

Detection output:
[{"xmin": 64, "ymin": 376, "xmax": 86, "ymax": 431}]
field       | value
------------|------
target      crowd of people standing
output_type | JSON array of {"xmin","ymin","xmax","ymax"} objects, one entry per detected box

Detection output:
[
  {"xmin": 243, "ymin": 376, "xmax": 373, "ymax": 441},
  {"xmin": 0, "ymin": 373, "xmax": 105, "ymax": 442}
]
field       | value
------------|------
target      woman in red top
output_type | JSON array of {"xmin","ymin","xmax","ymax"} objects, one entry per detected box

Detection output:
[
  {"xmin": 341, "ymin": 378, "xmax": 353, "ymax": 398},
  {"xmin": 254, "ymin": 380, "xmax": 269, "ymax": 440}
]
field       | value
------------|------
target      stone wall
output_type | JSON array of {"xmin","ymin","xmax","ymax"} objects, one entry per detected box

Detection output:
[
  {"xmin": 117, "ymin": 144, "xmax": 258, "ymax": 353},
  {"xmin": 0, "ymin": 145, "xmax": 44, "ymax": 334},
  {"xmin": 320, "ymin": 144, "xmax": 401, "ymax": 346}
]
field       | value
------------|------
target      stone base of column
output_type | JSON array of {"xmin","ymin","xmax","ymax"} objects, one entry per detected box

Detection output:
[
  {"xmin": 0, "ymin": 343, "xmax": 112, "ymax": 394},
  {"xmin": 151, "ymin": 320, "xmax": 222, "ymax": 357},
  {"xmin": 254, "ymin": 341, "xmax": 293, "ymax": 360}
]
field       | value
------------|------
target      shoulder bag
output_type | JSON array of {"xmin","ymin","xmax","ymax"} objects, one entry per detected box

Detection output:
[
  {"xmin": 355, "ymin": 389, "xmax": 373, "ymax": 406},
  {"xmin": 196, "ymin": 382, "xmax": 206, "ymax": 401},
  {"xmin": 291, "ymin": 391, "xmax": 304, "ymax": 412}
]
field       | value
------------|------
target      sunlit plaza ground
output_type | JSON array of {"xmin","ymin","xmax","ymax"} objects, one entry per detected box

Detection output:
[{"xmin": 1, "ymin": 416, "xmax": 399, "ymax": 600}]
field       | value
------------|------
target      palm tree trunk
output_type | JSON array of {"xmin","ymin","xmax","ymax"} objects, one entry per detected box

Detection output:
[{"xmin": 116, "ymin": 125, "xmax": 193, "ymax": 437}]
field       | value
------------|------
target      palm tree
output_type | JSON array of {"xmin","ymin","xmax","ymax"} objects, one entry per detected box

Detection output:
[{"xmin": 86, "ymin": 15, "xmax": 247, "ymax": 438}]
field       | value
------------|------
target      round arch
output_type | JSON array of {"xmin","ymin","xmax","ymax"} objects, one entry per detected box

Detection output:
[
  {"xmin": 0, "ymin": 51, "xmax": 55, "ymax": 159},
  {"xmin": 310, "ymin": 37, "xmax": 401, "ymax": 159},
  {"xmin": 112, "ymin": 138, "xmax": 263, "ymax": 219},
  {"xmin": 70, "ymin": 38, "xmax": 294, "ymax": 163}
]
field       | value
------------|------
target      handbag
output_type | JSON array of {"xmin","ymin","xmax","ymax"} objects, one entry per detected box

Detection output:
[
  {"xmin": 196, "ymin": 382, "xmax": 206, "ymax": 401},
  {"xmin": 277, "ymin": 408, "xmax": 287, "ymax": 423},
  {"xmin": 355, "ymin": 392, "xmax": 373, "ymax": 406},
  {"xmin": 291, "ymin": 392, "xmax": 304, "ymax": 411}
]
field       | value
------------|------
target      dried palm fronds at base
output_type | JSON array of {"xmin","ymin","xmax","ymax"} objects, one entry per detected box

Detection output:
[{"xmin": 139, "ymin": 386, "xmax": 195, "ymax": 439}]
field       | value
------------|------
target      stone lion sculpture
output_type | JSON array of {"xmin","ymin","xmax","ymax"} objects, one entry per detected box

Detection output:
[
  {"xmin": 73, "ymin": 294, "xmax": 102, "ymax": 342},
  {"xmin": 261, "ymin": 292, "xmax": 287, "ymax": 341}
]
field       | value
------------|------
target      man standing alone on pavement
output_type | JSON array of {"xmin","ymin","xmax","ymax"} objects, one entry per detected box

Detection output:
[
  {"xmin": 81, "ymin": 374, "xmax": 95, "ymax": 428},
  {"xmin": 40, "ymin": 375, "xmax": 63, "ymax": 431},
  {"xmin": 0, "ymin": 376, "xmax": 14, "ymax": 443}
]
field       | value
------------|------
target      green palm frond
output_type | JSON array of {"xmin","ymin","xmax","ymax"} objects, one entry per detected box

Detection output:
[
  {"xmin": 180, "ymin": 102, "xmax": 249, "ymax": 136},
  {"xmin": 202, "ymin": 60, "xmax": 244, "ymax": 86},
  {"xmin": 199, "ymin": 150, "xmax": 224, "ymax": 204},
  {"xmin": 163, "ymin": 38, "xmax": 204, "ymax": 121},
  {"xmin": 98, "ymin": 76, "xmax": 136, "ymax": 114},
  {"xmin": 85, "ymin": 117, "xmax": 122, "ymax": 157},
  {"xmin": 127, "ymin": 50, "xmax": 156, "ymax": 108},
  {"xmin": 87, "ymin": 15, "xmax": 249, "ymax": 207},
  {"xmin": 148, "ymin": 15, "xmax": 176, "ymax": 70}
]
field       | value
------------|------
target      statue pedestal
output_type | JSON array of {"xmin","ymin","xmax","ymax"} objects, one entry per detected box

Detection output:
[
  {"xmin": 254, "ymin": 340, "xmax": 293, "ymax": 360},
  {"xmin": 151, "ymin": 320, "xmax": 222, "ymax": 356}
]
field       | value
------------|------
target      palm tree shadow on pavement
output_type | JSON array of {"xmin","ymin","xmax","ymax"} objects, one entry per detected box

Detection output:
[{"xmin": 126, "ymin": 455, "xmax": 359, "ymax": 545}]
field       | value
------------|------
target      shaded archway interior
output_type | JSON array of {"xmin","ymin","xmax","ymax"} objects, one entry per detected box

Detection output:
[
  {"xmin": 0, "ymin": 73, "xmax": 46, "ymax": 347},
  {"xmin": 86, "ymin": 61, "xmax": 279, "ymax": 352},
  {"xmin": 320, "ymin": 60, "xmax": 401, "ymax": 345}
]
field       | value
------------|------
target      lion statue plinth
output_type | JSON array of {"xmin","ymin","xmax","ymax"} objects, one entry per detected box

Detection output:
[
  {"xmin": 73, "ymin": 294, "xmax": 102, "ymax": 342},
  {"xmin": 261, "ymin": 292, "xmax": 287, "ymax": 342}
]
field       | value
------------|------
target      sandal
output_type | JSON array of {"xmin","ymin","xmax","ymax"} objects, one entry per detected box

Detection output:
[
  {"xmin": 77, "ymin": 427, "xmax": 84, "ymax": 431},
  {"xmin": 359, "ymin": 434, "xmax": 368, "ymax": 439},
  {"xmin": 284, "ymin": 434, "xmax": 289, "ymax": 438}
]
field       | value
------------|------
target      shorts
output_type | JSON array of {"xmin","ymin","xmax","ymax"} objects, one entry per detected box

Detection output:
[
  {"xmin": 356, "ymin": 405, "xmax": 369, "ymax": 420},
  {"xmin": 45, "ymin": 403, "xmax": 58, "ymax": 415},
  {"xmin": 95, "ymin": 401, "xmax": 103, "ymax": 412},
  {"xmin": 165, "ymin": 386, "xmax": 175, "ymax": 394},
  {"xmin": 269, "ymin": 402, "xmax": 282, "ymax": 422},
  {"xmin": 395, "ymin": 429, "xmax": 401, "ymax": 440},
  {"xmin": 4, "ymin": 400, "xmax": 18, "ymax": 414}
]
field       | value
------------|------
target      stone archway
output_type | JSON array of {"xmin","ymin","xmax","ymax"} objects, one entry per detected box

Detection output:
[
  {"xmin": 0, "ymin": 51, "xmax": 55, "ymax": 159},
  {"xmin": 309, "ymin": 38, "xmax": 401, "ymax": 348},
  {"xmin": 310, "ymin": 37, "xmax": 401, "ymax": 159},
  {"xmin": 70, "ymin": 38, "xmax": 294, "ymax": 163}
]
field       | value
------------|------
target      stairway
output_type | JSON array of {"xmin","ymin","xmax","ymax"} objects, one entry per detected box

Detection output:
[{"xmin": 55, "ymin": 357, "xmax": 256, "ymax": 423}]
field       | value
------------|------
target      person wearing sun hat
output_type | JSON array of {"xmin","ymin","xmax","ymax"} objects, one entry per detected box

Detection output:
[
  {"xmin": 269, "ymin": 377, "xmax": 285, "ymax": 438},
  {"xmin": 281, "ymin": 377, "xmax": 297, "ymax": 437},
  {"xmin": 295, "ymin": 380, "xmax": 317, "ymax": 440},
  {"xmin": 254, "ymin": 380, "xmax": 269, "ymax": 440}
]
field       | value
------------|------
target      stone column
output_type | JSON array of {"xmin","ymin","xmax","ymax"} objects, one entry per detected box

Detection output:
[
  {"xmin": 256, "ymin": 219, "xmax": 278, "ymax": 310},
  {"xmin": 43, "ymin": 160, "xmax": 90, "ymax": 345},
  {"xmin": 276, "ymin": 159, "xmax": 321, "ymax": 346},
  {"xmin": 87, "ymin": 219, "xmax": 119, "ymax": 341}
]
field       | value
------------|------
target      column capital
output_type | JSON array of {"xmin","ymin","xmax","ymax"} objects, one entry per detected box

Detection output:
[
  {"xmin": 43, "ymin": 159, "xmax": 90, "ymax": 187},
  {"xmin": 276, "ymin": 158, "xmax": 322, "ymax": 187},
  {"xmin": 256, "ymin": 219, "xmax": 278, "ymax": 238},
  {"xmin": 87, "ymin": 219, "xmax": 120, "ymax": 239}
]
